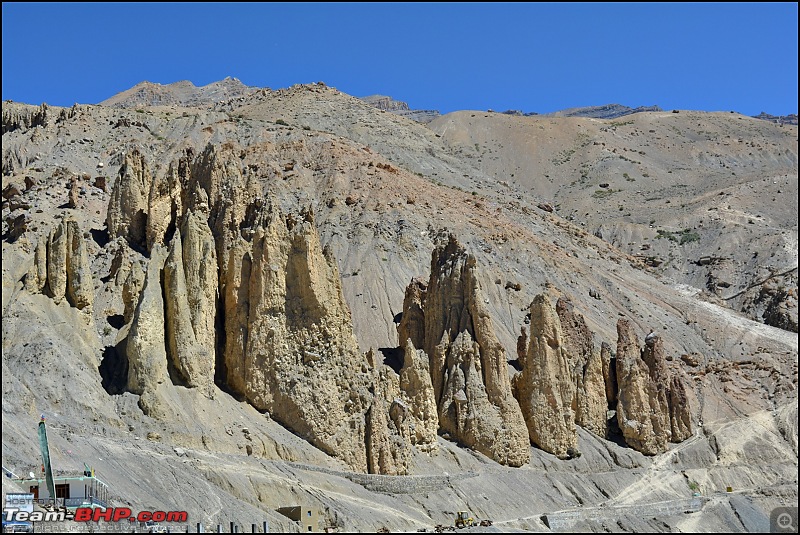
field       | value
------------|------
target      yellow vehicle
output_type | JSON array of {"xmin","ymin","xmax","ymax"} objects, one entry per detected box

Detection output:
[{"xmin": 455, "ymin": 511, "xmax": 474, "ymax": 528}]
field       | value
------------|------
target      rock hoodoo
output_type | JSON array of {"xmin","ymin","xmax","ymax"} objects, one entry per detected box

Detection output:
[
  {"xmin": 556, "ymin": 297, "xmax": 607, "ymax": 438},
  {"xmin": 615, "ymin": 319, "xmax": 693, "ymax": 455},
  {"xmin": 26, "ymin": 216, "xmax": 94, "ymax": 312},
  {"xmin": 514, "ymin": 294, "xmax": 577, "ymax": 458},
  {"xmin": 399, "ymin": 235, "xmax": 530, "ymax": 466}
]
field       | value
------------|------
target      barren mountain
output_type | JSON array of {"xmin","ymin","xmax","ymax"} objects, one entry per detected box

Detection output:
[
  {"xmin": 429, "ymin": 109, "xmax": 798, "ymax": 333},
  {"xmin": 1, "ymin": 82, "xmax": 797, "ymax": 533},
  {"xmin": 100, "ymin": 77, "xmax": 257, "ymax": 109},
  {"xmin": 544, "ymin": 104, "xmax": 663, "ymax": 119},
  {"xmin": 360, "ymin": 95, "xmax": 441, "ymax": 123}
]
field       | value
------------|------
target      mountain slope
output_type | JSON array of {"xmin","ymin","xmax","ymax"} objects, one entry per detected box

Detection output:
[{"xmin": 1, "ymin": 82, "xmax": 797, "ymax": 532}]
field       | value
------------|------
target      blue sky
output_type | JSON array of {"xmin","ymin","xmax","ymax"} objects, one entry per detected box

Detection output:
[{"xmin": 2, "ymin": 3, "xmax": 797, "ymax": 115}]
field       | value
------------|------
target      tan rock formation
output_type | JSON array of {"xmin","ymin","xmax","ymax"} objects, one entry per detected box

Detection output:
[
  {"xmin": 145, "ymin": 163, "xmax": 182, "ymax": 250},
  {"xmin": 64, "ymin": 218, "xmax": 94, "ymax": 310},
  {"xmin": 556, "ymin": 297, "xmax": 607, "ymax": 437},
  {"xmin": 418, "ymin": 235, "xmax": 529, "ymax": 466},
  {"xmin": 615, "ymin": 319, "xmax": 670, "ymax": 455},
  {"xmin": 366, "ymin": 350, "xmax": 411, "ymax": 475},
  {"xmin": 67, "ymin": 177, "xmax": 80, "ymax": 209},
  {"xmin": 126, "ymin": 246, "xmax": 169, "ymax": 415},
  {"xmin": 515, "ymin": 294, "xmax": 577, "ymax": 458},
  {"xmin": 668, "ymin": 374, "xmax": 693, "ymax": 442},
  {"xmin": 397, "ymin": 278, "xmax": 426, "ymax": 350},
  {"xmin": 122, "ymin": 261, "xmax": 146, "ymax": 324},
  {"xmin": 221, "ymin": 237, "xmax": 251, "ymax": 397},
  {"xmin": 229, "ymin": 204, "xmax": 372, "ymax": 472},
  {"xmin": 25, "ymin": 237, "xmax": 47, "ymax": 294},
  {"xmin": 398, "ymin": 339, "xmax": 439, "ymax": 451},
  {"xmin": 46, "ymin": 219, "xmax": 68, "ymax": 304},
  {"xmin": 107, "ymin": 149, "xmax": 151, "ymax": 249},
  {"xmin": 163, "ymin": 232, "xmax": 213, "ymax": 393},
  {"xmin": 28, "ymin": 218, "xmax": 93, "ymax": 310},
  {"xmin": 180, "ymin": 209, "xmax": 218, "ymax": 353}
]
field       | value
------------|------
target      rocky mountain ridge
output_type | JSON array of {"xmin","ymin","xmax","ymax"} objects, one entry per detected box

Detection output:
[
  {"xmin": 360, "ymin": 95, "xmax": 442, "ymax": 123},
  {"xmin": 99, "ymin": 77, "xmax": 256, "ymax": 109}
]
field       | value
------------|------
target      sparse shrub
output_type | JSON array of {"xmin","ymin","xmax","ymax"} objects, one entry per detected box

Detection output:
[
  {"xmin": 656, "ymin": 229, "xmax": 700, "ymax": 245},
  {"xmin": 275, "ymin": 119, "xmax": 289, "ymax": 126},
  {"xmin": 592, "ymin": 189, "xmax": 616, "ymax": 199}
]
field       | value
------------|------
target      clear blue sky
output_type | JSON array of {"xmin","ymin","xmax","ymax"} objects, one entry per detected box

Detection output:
[{"xmin": 2, "ymin": 3, "xmax": 797, "ymax": 115}]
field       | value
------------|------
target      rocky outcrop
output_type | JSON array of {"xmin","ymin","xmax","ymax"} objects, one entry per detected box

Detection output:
[
  {"xmin": 752, "ymin": 112, "xmax": 798, "ymax": 126},
  {"xmin": 126, "ymin": 246, "xmax": 169, "ymax": 415},
  {"xmin": 397, "ymin": 278, "xmax": 426, "ymax": 350},
  {"xmin": 163, "ymin": 232, "xmax": 213, "ymax": 394},
  {"xmin": 403, "ymin": 235, "xmax": 529, "ymax": 466},
  {"xmin": 556, "ymin": 297, "xmax": 607, "ymax": 438},
  {"xmin": 2, "ymin": 102, "xmax": 51, "ymax": 134},
  {"xmin": 145, "ymin": 163, "xmax": 182, "ymax": 250},
  {"xmin": 366, "ymin": 350, "xmax": 411, "ymax": 475},
  {"xmin": 398, "ymin": 339, "xmax": 438, "ymax": 451},
  {"xmin": 668, "ymin": 375, "xmax": 693, "ymax": 442},
  {"xmin": 601, "ymin": 341, "xmax": 617, "ymax": 407},
  {"xmin": 360, "ymin": 95, "xmax": 441, "ymax": 124},
  {"xmin": 107, "ymin": 149, "xmax": 152, "ymax": 250},
  {"xmin": 180, "ymin": 209, "xmax": 218, "ymax": 354},
  {"xmin": 27, "ymin": 217, "xmax": 94, "ymax": 310},
  {"xmin": 46, "ymin": 220, "xmax": 69, "ymax": 304},
  {"xmin": 67, "ymin": 177, "xmax": 80, "ymax": 209},
  {"xmin": 25, "ymin": 238, "xmax": 48, "ymax": 294},
  {"xmin": 122, "ymin": 260, "xmax": 146, "ymax": 324},
  {"xmin": 515, "ymin": 295, "xmax": 577, "ymax": 458},
  {"xmin": 231, "ymin": 204, "xmax": 373, "ymax": 472},
  {"xmin": 100, "ymin": 77, "xmax": 256, "ymax": 108},
  {"xmin": 615, "ymin": 319, "xmax": 671, "ymax": 455},
  {"xmin": 64, "ymin": 219, "xmax": 94, "ymax": 310}
]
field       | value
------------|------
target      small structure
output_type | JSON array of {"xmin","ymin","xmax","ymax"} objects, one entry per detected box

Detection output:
[
  {"xmin": 276, "ymin": 506, "xmax": 320, "ymax": 533},
  {"xmin": 13, "ymin": 472, "xmax": 109, "ymax": 510}
]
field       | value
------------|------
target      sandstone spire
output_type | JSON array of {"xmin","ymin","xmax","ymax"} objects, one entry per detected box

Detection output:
[
  {"xmin": 404, "ymin": 234, "xmax": 530, "ymax": 466},
  {"xmin": 515, "ymin": 294, "xmax": 577, "ymax": 458}
]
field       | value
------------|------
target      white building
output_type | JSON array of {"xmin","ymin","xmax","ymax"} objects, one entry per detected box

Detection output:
[{"xmin": 14, "ymin": 472, "xmax": 109, "ymax": 510}]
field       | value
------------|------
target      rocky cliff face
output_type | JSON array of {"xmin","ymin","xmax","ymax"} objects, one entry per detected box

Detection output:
[
  {"xmin": 514, "ymin": 294, "xmax": 578, "ymax": 458},
  {"xmin": 103, "ymin": 142, "xmax": 434, "ymax": 473},
  {"xmin": 615, "ymin": 319, "xmax": 693, "ymax": 455},
  {"xmin": 399, "ymin": 235, "xmax": 530, "ymax": 466},
  {"xmin": 25, "ymin": 215, "xmax": 94, "ymax": 312},
  {"xmin": 556, "ymin": 297, "xmax": 607, "ymax": 438},
  {"xmin": 360, "ymin": 95, "xmax": 441, "ymax": 124},
  {"xmin": 236, "ymin": 204, "xmax": 373, "ymax": 472}
]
